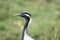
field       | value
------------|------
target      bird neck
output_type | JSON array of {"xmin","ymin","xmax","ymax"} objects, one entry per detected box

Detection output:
[{"xmin": 22, "ymin": 18, "xmax": 30, "ymax": 40}]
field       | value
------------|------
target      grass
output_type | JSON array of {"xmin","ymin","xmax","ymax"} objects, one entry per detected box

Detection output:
[{"xmin": 0, "ymin": 0, "xmax": 60, "ymax": 40}]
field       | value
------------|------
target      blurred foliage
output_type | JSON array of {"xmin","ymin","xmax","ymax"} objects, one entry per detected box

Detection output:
[{"xmin": 0, "ymin": 0, "xmax": 60, "ymax": 40}]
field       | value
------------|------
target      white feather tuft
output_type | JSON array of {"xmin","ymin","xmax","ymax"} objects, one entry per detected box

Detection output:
[
  {"xmin": 24, "ymin": 14, "xmax": 32, "ymax": 24},
  {"xmin": 25, "ymin": 14, "xmax": 30, "ymax": 17}
]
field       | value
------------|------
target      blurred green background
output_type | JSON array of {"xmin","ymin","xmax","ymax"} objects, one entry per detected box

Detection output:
[{"xmin": 0, "ymin": 0, "xmax": 60, "ymax": 40}]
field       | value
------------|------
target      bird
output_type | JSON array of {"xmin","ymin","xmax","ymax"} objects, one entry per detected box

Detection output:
[{"xmin": 16, "ymin": 12, "xmax": 34, "ymax": 40}]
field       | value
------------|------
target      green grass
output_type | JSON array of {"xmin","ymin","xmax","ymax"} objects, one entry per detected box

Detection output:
[{"xmin": 0, "ymin": 0, "xmax": 60, "ymax": 40}]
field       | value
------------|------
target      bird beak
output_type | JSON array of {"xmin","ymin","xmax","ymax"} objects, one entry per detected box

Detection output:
[
  {"xmin": 16, "ymin": 14, "xmax": 20, "ymax": 16},
  {"xmin": 16, "ymin": 14, "xmax": 21, "ymax": 16}
]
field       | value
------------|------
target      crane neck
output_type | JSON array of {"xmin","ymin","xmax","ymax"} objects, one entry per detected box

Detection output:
[{"xmin": 22, "ymin": 18, "xmax": 30, "ymax": 40}]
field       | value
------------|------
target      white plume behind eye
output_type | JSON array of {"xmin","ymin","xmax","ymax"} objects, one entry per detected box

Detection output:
[
  {"xmin": 24, "ymin": 14, "xmax": 32, "ymax": 24},
  {"xmin": 24, "ymin": 14, "xmax": 30, "ymax": 17}
]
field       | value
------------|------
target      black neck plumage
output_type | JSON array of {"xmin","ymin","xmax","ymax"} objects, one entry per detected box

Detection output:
[{"xmin": 22, "ymin": 18, "xmax": 30, "ymax": 40}]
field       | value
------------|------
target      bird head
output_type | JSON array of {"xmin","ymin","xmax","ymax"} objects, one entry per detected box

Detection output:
[{"xmin": 16, "ymin": 12, "xmax": 31, "ymax": 19}]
